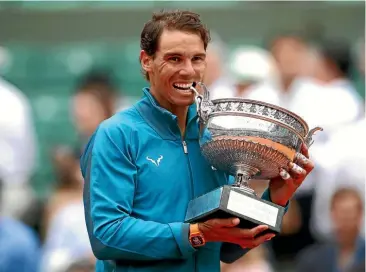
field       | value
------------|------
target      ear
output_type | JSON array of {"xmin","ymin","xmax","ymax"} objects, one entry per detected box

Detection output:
[{"xmin": 140, "ymin": 50, "xmax": 152, "ymax": 74}]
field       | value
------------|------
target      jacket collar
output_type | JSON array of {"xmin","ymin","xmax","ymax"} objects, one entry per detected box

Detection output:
[{"xmin": 134, "ymin": 88, "xmax": 199, "ymax": 141}]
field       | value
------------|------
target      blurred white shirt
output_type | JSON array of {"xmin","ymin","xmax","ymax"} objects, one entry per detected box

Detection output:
[
  {"xmin": 41, "ymin": 201, "xmax": 92, "ymax": 272},
  {"xmin": 245, "ymin": 77, "xmax": 363, "ymax": 133},
  {"xmin": 0, "ymin": 77, "xmax": 38, "ymax": 218},
  {"xmin": 206, "ymin": 76, "xmax": 237, "ymax": 101},
  {"xmin": 0, "ymin": 77, "xmax": 37, "ymax": 184}
]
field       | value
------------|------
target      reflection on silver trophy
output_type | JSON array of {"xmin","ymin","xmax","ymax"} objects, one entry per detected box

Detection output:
[{"xmin": 185, "ymin": 82, "xmax": 323, "ymax": 234}]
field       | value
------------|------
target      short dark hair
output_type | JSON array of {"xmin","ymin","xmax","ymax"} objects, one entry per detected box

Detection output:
[
  {"xmin": 140, "ymin": 9, "xmax": 211, "ymax": 80},
  {"xmin": 319, "ymin": 39, "xmax": 352, "ymax": 78},
  {"xmin": 77, "ymin": 70, "xmax": 117, "ymax": 94},
  {"xmin": 331, "ymin": 187, "xmax": 363, "ymax": 211},
  {"xmin": 75, "ymin": 70, "xmax": 117, "ymax": 118},
  {"xmin": 265, "ymin": 31, "xmax": 307, "ymax": 51}
]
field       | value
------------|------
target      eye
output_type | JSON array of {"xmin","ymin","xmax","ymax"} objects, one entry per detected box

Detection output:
[
  {"xmin": 169, "ymin": 57, "xmax": 181, "ymax": 62},
  {"xmin": 192, "ymin": 56, "xmax": 205, "ymax": 62}
]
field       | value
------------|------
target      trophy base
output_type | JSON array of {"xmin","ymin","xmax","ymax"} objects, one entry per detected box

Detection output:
[{"xmin": 185, "ymin": 185, "xmax": 285, "ymax": 235}]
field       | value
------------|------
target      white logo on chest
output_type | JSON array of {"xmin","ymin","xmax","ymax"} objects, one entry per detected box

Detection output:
[{"xmin": 146, "ymin": 155, "xmax": 163, "ymax": 166}]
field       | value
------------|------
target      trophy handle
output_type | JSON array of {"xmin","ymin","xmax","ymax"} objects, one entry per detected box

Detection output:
[
  {"xmin": 190, "ymin": 82, "xmax": 212, "ymax": 124},
  {"xmin": 304, "ymin": 126, "xmax": 323, "ymax": 148},
  {"xmin": 197, "ymin": 82, "xmax": 210, "ymax": 104}
]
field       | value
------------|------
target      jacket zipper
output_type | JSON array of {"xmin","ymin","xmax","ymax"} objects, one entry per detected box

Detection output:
[
  {"xmin": 182, "ymin": 140, "xmax": 197, "ymax": 272},
  {"xmin": 182, "ymin": 141, "xmax": 194, "ymax": 197}
]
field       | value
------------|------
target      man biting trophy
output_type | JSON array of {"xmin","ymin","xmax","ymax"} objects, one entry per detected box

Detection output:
[{"xmin": 81, "ymin": 9, "xmax": 321, "ymax": 272}]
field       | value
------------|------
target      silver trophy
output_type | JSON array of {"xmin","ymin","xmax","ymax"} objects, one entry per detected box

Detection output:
[{"xmin": 185, "ymin": 82, "xmax": 322, "ymax": 234}]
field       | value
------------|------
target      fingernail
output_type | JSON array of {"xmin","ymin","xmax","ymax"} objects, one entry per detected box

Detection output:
[
  {"xmin": 280, "ymin": 168, "xmax": 291, "ymax": 180},
  {"xmin": 292, "ymin": 164, "xmax": 305, "ymax": 174},
  {"xmin": 296, "ymin": 153, "xmax": 309, "ymax": 164},
  {"xmin": 266, "ymin": 235, "xmax": 275, "ymax": 241}
]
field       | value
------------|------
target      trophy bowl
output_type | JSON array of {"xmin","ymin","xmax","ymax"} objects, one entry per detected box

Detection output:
[
  {"xmin": 184, "ymin": 82, "xmax": 322, "ymax": 236},
  {"xmin": 192, "ymin": 82, "xmax": 322, "ymax": 185}
]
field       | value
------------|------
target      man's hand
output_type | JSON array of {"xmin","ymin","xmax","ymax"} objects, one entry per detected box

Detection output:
[
  {"xmin": 269, "ymin": 143, "xmax": 315, "ymax": 206},
  {"xmin": 198, "ymin": 218, "xmax": 275, "ymax": 249}
]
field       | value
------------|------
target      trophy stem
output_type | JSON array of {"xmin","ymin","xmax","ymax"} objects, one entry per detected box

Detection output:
[
  {"xmin": 234, "ymin": 173, "xmax": 256, "ymax": 195},
  {"xmin": 232, "ymin": 164, "xmax": 260, "ymax": 196}
]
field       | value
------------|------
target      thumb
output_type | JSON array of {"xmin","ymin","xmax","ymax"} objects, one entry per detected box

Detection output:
[{"xmin": 214, "ymin": 217, "xmax": 240, "ymax": 228}]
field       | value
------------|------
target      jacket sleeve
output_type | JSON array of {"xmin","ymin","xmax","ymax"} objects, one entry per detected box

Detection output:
[
  {"xmin": 221, "ymin": 176, "xmax": 289, "ymax": 263},
  {"xmin": 81, "ymin": 122, "xmax": 197, "ymax": 262}
]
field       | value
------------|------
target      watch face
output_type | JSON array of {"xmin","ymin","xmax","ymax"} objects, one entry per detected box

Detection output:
[{"xmin": 191, "ymin": 236, "xmax": 204, "ymax": 246}]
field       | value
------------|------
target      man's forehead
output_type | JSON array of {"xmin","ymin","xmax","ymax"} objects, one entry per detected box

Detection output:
[{"xmin": 158, "ymin": 29, "xmax": 205, "ymax": 55}]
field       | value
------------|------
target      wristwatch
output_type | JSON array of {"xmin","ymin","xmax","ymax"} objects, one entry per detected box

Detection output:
[{"xmin": 189, "ymin": 223, "xmax": 206, "ymax": 247}]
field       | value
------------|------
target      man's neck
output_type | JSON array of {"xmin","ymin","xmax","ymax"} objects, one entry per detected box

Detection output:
[
  {"xmin": 171, "ymin": 106, "xmax": 189, "ymax": 137},
  {"xmin": 325, "ymin": 72, "xmax": 345, "ymax": 84},
  {"xmin": 339, "ymin": 239, "xmax": 357, "ymax": 254},
  {"xmin": 280, "ymin": 76, "xmax": 295, "ymax": 93},
  {"xmin": 150, "ymin": 87, "xmax": 189, "ymax": 137}
]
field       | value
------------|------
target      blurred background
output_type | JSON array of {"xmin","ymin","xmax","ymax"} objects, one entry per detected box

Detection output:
[{"xmin": 0, "ymin": 1, "xmax": 364, "ymax": 272}]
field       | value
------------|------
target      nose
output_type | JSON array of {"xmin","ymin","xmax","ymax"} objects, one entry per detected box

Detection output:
[{"xmin": 179, "ymin": 60, "xmax": 195, "ymax": 77}]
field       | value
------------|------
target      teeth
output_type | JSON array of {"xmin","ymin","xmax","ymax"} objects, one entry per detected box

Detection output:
[{"xmin": 174, "ymin": 83, "xmax": 192, "ymax": 89}]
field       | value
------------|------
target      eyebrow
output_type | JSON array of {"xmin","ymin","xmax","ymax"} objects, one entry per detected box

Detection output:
[{"xmin": 164, "ymin": 52, "xmax": 206, "ymax": 58}]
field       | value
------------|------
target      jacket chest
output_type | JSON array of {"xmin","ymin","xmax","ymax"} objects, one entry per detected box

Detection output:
[{"xmin": 131, "ymin": 138, "xmax": 228, "ymax": 221}]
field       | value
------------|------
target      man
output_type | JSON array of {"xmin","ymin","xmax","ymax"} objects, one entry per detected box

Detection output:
[
  {"xmin": 81, "ymin": 10, "xmax": 315, "ymax": 272},
  {"xmin": 71, "ymin": 71, "xmax": 121, "ymax": 152},
  {"xmin": 296, "ymin": 187, "xmax": 365, "ymax": 272}
]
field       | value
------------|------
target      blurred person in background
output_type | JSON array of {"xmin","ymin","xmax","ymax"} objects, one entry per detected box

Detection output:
[
  {"xmin": 311, "ymin": 38, "xmax": 364, "ymax": 129},
  {"xmin": 221, "ymin": 245, "xmax": 274, "ymax": 272},
  {"xmin": 243, "ymin": 33, "xmax": 363, "ymax": 137},
  {"xmin": 42, "ymin": 146, "xmax": 84, "ymax": 236},
  {"xmin": 242, "ymin": 34, "xmax": 330, "ymax": 134},
  {"xmin": 296, "ymin": 187, "xmax": 365, "ymax": 272},
  {"xmin": 40, "ymin": 201, "xmax": 94, "ymax": 272},
  {"xmin": 229, "ymin": 46, "xmax": 280, "ymax": 98},
  {"xmin": 0, "ymin": 178, "xmax": 41, "ymax": 272},
  {"xmin": 310, "ymin": 117, "xmax": 365, "ymax": 243},
  {"xmin": 202, "ymin": 32, "xmax": 236, "ymax": 99},
  {"xmin": 309, "ymin": 37, "xmax": 365, "ymax": 244},
  {"xmin": 0, "ymin": 74, "xmax": 38, "ymax": 219},
  {"xmin": 41, "ymin": 147, "xmax": 94, "ymax": 272},
  {"xmin": 71, "ymin": 70, "xmax": 120, "ymax": 153}
]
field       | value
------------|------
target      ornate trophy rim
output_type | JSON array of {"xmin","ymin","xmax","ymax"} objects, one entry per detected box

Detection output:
[
  {"xmin": 208, "ymin": 111, "xmax": 306, "ymax": 145},
  {"xmin": 211, "ymin": 97, "xmax": 310, "ymax": 135}
]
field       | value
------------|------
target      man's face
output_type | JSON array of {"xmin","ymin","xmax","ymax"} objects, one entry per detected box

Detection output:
[
  {"xmin": 72, "ymin": 92, "xmax": 106, "ymax": 137},
  {"xmin": 141, "ymin": 29, "xmax": 206, "ymax": 109},
  {"xmin": 271, "ymin": 37, "xmax": 307, "ymax": 79},
  {"xmin": 331, "ymin": 193, "xmax": 363, "ymax": 244}
]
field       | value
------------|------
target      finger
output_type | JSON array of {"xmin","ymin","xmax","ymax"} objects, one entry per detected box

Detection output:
[
  {"xmin": 251, "ymin": 225, "xmax": 269, "ymax": 237},
  {"xmin": 279, "ymin": 168, "xmax": 292, "ymax": 182},
  {"xmin": 208, "ymin": 217, "xmax": 240, "ymax": 228},
  {"xmin": 241, "ymin": 233, "xmax": 276, "ymax": 249},
  {"xmin": 294, "ymin": 153, "xmax": 315, "ymax": 172},
  {"xmin": 240, "ymin": 225, "xmax": 268, "ymax": 238},
  {"xmin": 301, "ymin": 143, "xmax": 310, "ymax": 158},
  {"xmin": 288, "ymin": 162, "xmax": 307, "ymax": 177}
]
